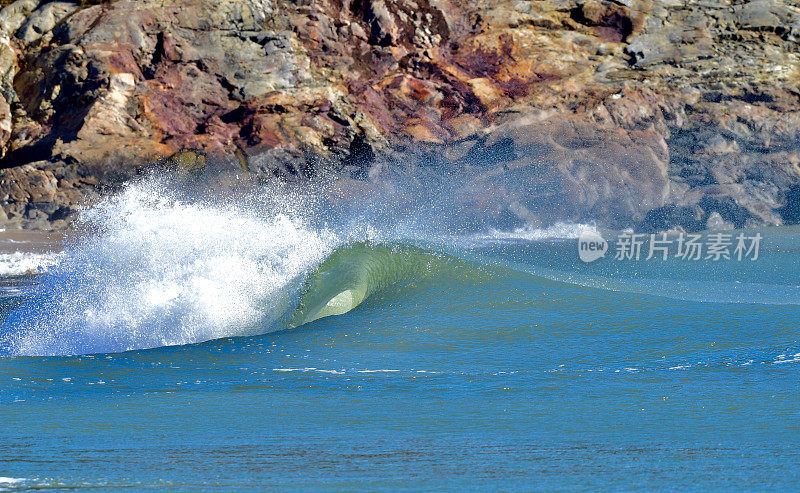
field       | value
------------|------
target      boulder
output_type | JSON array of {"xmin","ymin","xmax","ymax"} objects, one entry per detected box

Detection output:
[
  {"xmin": 0, "ymin": 0, "xmax": 42, "ymax": 35},
  {"xmin": 15, "ymin": 1, "xmax": 79, "ymax": 43},
  {"xmin": 0, "ymin": 94, "xmax": 9, "ymax": 157}
]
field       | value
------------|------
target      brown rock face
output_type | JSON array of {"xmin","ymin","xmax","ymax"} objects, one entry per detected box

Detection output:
[
  {"xmin": 0, "ymin": 33, "xmax": 16, "ymax": 158},
  {"xmin": 1, "ymin": 0, "xmax": 800, "ymax": 230},
  {"xmin": 0, "ymin": 94, "xmax": 9, "ymax": 156}
]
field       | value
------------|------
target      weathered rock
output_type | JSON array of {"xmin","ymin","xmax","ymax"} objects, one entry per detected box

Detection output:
[
  {"xmin": 0, "ymin": 160, "xmax": 89, "ymax": 229},
  {"xmin": 163, "ymin": 149, "xmax": 207, "ymax": 172},
  {"xmin": 777, "ymin": 184, "xmax": 800, "ymax": 223},
  {"xmin": 1, "ymin": 0, "xmax": 800, "ymax": 230},
  {"xmin": 0, "ymin": 94, "xmax": 10, "ymax": 156},
  {"xmin": 734, "ymin": 0, "xmax": 798, "ymax": 31},
  {"xmin": 451, "ymin": 114, "xmax": 670, "ymax": 227},
  {"xmin": 706, "ymin": 211, "xmax": 735, "ymax": 231},
  {"xmin": 0, "ymin": 32, "xmax": 16, "ymax": 102},
  {"xmin": 0, "ymin": 0, "xmax": 41, "ymax": 36},
  {"xmin": 15, "ymin": 1, "xmax": 78, "ymax": 43},
  {"xmin": 362, "ymin": 0, "xmax": 399, "ymax": 46},
  {"xmin": 638, "ymin": 205, "xmax": 705, "ymax": 234},
  {"xmin": 0, "ymin": 32, "xmax": 13, "ymax": 159}
]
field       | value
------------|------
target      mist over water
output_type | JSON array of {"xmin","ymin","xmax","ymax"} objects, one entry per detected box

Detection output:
[{"xmin": 0, "ymin": 167, "xmax": 551, "ymax": 356}]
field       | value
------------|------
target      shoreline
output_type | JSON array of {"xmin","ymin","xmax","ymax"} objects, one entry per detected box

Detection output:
[
  {"xmin": 0, "ymin": 229, "xmax": 63, "ymax": 276},
  {"xmin": 0, "ymin": 229, "xmax": 63, "ymax": 255}
]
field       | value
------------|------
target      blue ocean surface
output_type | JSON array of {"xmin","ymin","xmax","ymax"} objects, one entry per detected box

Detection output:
[{"xmin": 1, "ymin": 178, "xmax": 799, "ymax": 491}]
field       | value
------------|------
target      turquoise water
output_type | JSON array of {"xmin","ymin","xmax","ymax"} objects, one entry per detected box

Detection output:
[{"xmin": 1, "ymin": 179, "xmax": 800, "ymax": 490}]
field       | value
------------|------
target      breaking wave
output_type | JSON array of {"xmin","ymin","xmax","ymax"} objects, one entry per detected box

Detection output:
[
  {"xmin": 0, "ymin": 174, "xmax": 488, "ymax": 356},
  {"xmin": 0, "ymin": 178, "xmax": 340, "ymax": 355},
  {"xmin": 3, "ymin": 170, "xmax": 795, "ymax": 357}
]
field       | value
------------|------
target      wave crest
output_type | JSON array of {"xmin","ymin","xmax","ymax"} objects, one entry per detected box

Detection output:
[{"xmin": 1, "ymin": 179, "xmax": 337, "ymax": 356}]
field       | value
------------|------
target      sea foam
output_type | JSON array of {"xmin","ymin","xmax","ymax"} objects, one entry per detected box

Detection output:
[
  {"xmin": 457, "ymin": 222, "xmax": 598, "ymax": 246},
  {"xmin": 0, "ymin": 178, "xmax": 338, "ymax": 355},
  {"xmin": 0, "ymin": 252, "xmax": 62, "ymax": 276}
]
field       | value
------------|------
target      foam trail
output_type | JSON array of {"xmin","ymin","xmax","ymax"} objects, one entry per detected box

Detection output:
[
  {"xmin": 0, "ymin": 477, "xmax": 25, "ymax": 485},
  {"xmin": 0, "ymin": 252, "xmax": 62, "ymax": 276},
  {"xmin": 0, "ymin": 178, "xmax": 338, "ymax": 356},
  {"xmin": 463, "ymin": 222, "xmax": 597, "ymax": 245}
]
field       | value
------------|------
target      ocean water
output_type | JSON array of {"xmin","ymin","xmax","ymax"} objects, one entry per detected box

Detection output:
[{"xmin": 1, "ymin": 177, "xmax": 799, "ymax": 490}]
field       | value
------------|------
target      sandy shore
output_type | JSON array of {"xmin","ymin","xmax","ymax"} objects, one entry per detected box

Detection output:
[{"xmin": 0, "ymin": 229, "xmax": 64, "ymax": 255}]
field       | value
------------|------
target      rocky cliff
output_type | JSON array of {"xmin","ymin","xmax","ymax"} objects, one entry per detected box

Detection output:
[{"xmin": 2, "ymin": 0, "xmax": 800, "ymax": 231}]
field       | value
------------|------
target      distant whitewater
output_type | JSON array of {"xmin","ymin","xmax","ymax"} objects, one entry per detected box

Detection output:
[
  {"xmin": 465, "ymin": 222, "xmax": 597, "ymax": 244},
  {"xmin": 0, "ymin": 251, "xmax": 61, "ymax": 276}
]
